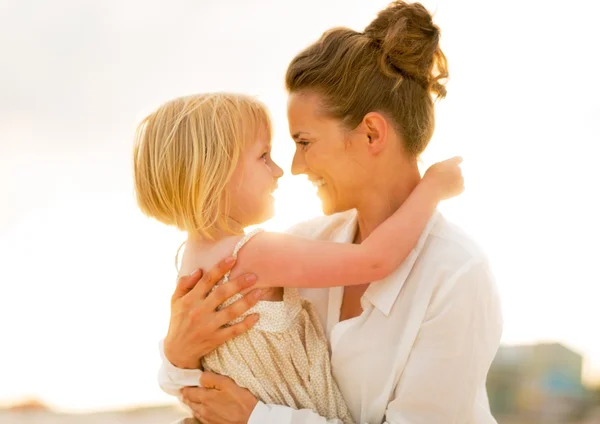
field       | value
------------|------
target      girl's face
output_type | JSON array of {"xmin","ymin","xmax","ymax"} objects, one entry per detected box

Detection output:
[{"xmin": 226, "ymin": 127, "xmax": 284, "ymax": 227}]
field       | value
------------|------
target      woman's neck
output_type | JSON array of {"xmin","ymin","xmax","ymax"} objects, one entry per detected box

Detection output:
[{"xmin": 353, "ymin": 163, "xmax": 421, "ymax": 243}]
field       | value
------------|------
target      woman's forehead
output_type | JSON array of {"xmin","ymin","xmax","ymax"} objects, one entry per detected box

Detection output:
[
  {"xmin": 288, "ymin": 92, "xmax": 332, "ymax": 135},
  {"xmin": 288, "ymin": 91, "xmax": 322, "ymax": 115}
]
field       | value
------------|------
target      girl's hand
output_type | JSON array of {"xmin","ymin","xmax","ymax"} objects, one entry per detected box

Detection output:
[{"xmin": 422, "ymin": 156, "xmax": 464, "ymax": 200}]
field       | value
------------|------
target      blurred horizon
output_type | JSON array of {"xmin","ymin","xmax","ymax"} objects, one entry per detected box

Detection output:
[
  {"xmin": 1, "ymin": 339, "xmax": 598, "ymax": 414},
  {"xmin": 1, "ymin": 0, "xmax": 599, "ymax": 415}
]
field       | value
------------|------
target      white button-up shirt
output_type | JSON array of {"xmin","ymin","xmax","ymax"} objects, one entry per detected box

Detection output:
[{"xmin": 159, "ymin": 210, "xmax": 503, "ymax": 424}]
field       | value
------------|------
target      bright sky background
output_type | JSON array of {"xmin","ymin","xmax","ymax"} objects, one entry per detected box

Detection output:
[{"xmin": 1, "ymin": 0, "xmax": 598, "ymax": 413}]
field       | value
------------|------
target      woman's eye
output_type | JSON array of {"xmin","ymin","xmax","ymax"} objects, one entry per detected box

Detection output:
[
  {"xmin": 260, "ymin": 152, "xmax": 268, "ymax": 160},
  {"xmin": 297, "ymin": 141, "xmax": 309, "ymax": 148}
]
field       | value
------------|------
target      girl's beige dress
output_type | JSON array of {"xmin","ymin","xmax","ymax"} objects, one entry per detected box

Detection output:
[{"xmin": 180, "ymin": 229, "xmax": 354, "ymax": 424}]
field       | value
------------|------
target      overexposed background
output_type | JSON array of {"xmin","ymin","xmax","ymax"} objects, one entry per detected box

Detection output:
[{"xmin": 1, "ymin": 0, "xmax": 598, "ymax": 413}]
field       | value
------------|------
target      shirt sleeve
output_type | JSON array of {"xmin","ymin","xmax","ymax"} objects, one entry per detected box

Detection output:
[
  {"xmin": 157, "ymin": 339, "xmax": 204, "ymax": 397},
  {"xmin": 383, "ymin": 257, "xmax": 503, "ymax": 423},
  {"xmin": 249, "ymin": 401, "xmax": 344, "ymax": 424}
]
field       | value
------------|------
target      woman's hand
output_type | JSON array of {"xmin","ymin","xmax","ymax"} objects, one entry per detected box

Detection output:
[
  {"xmin": 422, "ymin": 156, "xmax": 465, "ymax": 200},
  {"xmin": 181, "ymin": 372, "xmax": 258, "ymax": 424},
  {"xmin": 164, "ymin": 257, "xmax": 264, "ymax": 369}
]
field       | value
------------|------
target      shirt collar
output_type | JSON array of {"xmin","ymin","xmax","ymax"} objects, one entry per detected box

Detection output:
[
  {"xmin": 331, "ymin": 209, "xmax": 359, "ymax": 243},
  {"xmin": 363, "ymin": 211, "xmax": 441, "ymax": 316}
]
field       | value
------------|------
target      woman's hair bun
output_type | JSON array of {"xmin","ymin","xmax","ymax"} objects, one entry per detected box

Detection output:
[{"xmin": 364, "ymin": 1, "xmax": 448, "ymax": 98}]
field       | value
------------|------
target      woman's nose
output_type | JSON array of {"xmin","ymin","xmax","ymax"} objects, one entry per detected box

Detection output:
[{"xmin": 291, "ymin": 150, "xmax": 307, "ymax": 175}]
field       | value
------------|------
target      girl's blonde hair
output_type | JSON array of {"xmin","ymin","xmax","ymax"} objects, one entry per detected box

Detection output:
[{"xmin": 133, "ymin": 93, "xmax": 272, "ymax": 238}]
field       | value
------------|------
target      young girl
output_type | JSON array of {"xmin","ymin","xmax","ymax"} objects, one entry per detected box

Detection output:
[{"xmin": 133, "ymin": 93, "xmax": 463, "ymax": 423}]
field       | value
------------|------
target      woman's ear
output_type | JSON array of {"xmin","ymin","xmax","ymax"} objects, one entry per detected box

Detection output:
[{"xmin": 362, "ymin": 112, "xmax": 388, "ymax": 155}]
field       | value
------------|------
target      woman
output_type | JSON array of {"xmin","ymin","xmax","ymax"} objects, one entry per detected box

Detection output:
[{"xmin": 159, "ymin": 1, "xmax": 503, "ymax": 423}]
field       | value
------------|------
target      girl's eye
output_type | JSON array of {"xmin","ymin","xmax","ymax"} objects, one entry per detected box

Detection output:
[{"xmin": 260, "ymin": 152, "xmax": 268, "ymax": 160}]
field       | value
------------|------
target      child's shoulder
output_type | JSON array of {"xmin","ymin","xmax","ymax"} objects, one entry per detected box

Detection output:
[{"xmin": 178, "ymin": 235, "xmax": 242, "ymax": 278}]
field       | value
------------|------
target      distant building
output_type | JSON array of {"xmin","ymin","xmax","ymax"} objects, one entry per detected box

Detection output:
[{"xmin": 487, "ymin": 343, "xmax": 589, "ymax": 423}]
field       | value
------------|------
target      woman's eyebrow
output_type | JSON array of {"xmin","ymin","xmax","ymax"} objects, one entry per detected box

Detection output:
[{"xmin": 292, "ymin": 131, "xmax": 310, "ymax": 140}]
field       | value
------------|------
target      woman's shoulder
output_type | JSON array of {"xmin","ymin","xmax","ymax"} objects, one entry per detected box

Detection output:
[
  {"xmin": 425, "ymin": 214, "xmax": 489, "ymax": 266},
  {"xmin": 421, "ymin": 214, "xmax": 500, "ymax": 303}
]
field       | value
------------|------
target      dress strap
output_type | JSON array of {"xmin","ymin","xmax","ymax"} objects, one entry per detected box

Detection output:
[
  {"xmin": 174, "ymin": 240, "xmax": 186, "ymax": 273},
  {"xmin": 232, "ymin": 228, "xmax": 263, "ymax": 257},
  {"xmin": 222, "ymin": 228, "xmax": 264, "ymax": 283}
]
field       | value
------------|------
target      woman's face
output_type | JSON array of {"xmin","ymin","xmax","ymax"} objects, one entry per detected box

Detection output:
[{"xmin": 287, "ymin": 91, "xmax": 370, "ymax": 215}]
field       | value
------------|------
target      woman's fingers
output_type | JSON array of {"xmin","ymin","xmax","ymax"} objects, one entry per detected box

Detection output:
[
  {"xmin": 204, "ymin": 273, "xmax": 258, "ymax": 312},
  {"xmin": 171, "ymin": 268, "xmax": 204, "ymax": 302},
  {"xmin": 214, "ymin": 288, "xmax": 262, "ymax": 327},
  {"xmin": 184, "ymin": 398, "xmax": 207, "ymax": 422},
  {"xmin": 182, "ymin": 386, "xmax": 211, "ymax": 403},
  {"xmin": 200, "ymin": 371, "xmax": 233, "ymax": 390},
  {"xmin": 188, "ymin": 256, "xmax": 237, "ymax": 300},
  {"xmin": 217, "ymin": 314, "xmax": 260, "ymax": 342},
  {"xmin": 165, "ymin": 256, "xmax": 261, "ymax": 365},
  {"xmin": 182, "ymin": 387, "xmax": 218, "ymax": 422}
]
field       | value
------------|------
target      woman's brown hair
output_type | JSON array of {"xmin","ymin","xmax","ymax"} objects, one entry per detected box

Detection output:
[{"xmin": 285, "ymin": 1, "xmax": 448, "ymax": 156}]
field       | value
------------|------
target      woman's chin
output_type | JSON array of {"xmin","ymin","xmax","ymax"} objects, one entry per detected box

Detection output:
[
  {"xmin": 317, "ymin": 189, "xmax": 340, "ymax": 215},
  {"xmin": 319, "ymin": 198, "xmax": 337, "ymax": 216},
  {"xmin": 319, "ymin": 195, "xmax": 352, "ymax": 216}
]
